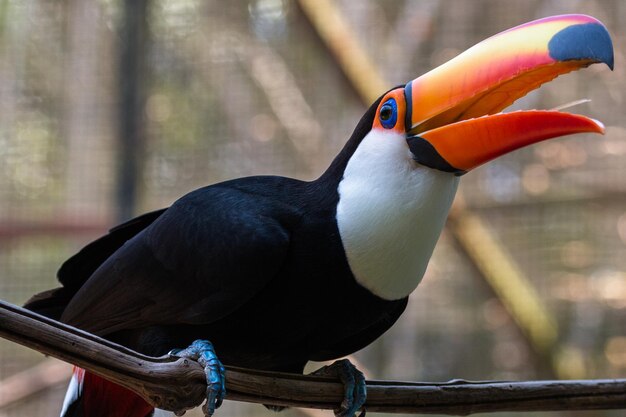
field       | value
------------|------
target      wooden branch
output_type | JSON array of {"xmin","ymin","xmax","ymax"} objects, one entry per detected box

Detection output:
[{"xmin": 1, "ymin": 300, "xmax": 625, "ymax": 415}]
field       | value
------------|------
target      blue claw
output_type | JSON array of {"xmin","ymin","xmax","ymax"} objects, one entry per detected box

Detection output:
[
  {"xmin": 171, "ymin": 340, "xmax": 226, "ymax": 417},
  {"xmin": 312, "ymin": 359, "xmax": 367, "ymax": 417}
]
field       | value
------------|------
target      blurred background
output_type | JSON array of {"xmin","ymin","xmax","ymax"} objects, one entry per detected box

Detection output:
[{"xmin": 0, "ymin": 0, "xmax": 624, "ymax": 416}]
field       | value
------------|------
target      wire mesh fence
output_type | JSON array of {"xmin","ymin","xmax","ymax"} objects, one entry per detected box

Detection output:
[{"xmin": 0, "ymin": 1, "xmax": 624, "ymax": 416}]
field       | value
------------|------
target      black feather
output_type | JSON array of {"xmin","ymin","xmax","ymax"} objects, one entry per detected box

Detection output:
[{"xmin": 27, "ymin": 93, "xmax": 407, "ymax": 373}]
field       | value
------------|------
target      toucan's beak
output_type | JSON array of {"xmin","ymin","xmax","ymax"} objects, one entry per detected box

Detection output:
[{"xmin": 405, "ymin": 14, "xmax": 613, "ymax": 175}]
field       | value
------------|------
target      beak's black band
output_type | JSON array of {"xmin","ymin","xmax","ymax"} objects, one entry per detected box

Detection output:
[
  {"xmin": 406, "ymin": 135, "xmax": 467, "ymax": 176},
  {"xmin": 404, "ymin": 82, "xmax": 413, "ymax": 133}
]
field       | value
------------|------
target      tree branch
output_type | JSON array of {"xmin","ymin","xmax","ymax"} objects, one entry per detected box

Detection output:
[{"xmin": 1, "ymin": 299, "xmax": 625, "ymax": 415}]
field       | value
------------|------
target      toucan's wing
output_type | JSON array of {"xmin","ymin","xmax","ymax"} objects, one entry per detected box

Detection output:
[
  {"xmin": 59, "ymin": 209, "xmax": 167, "ymax": 291},
  {"xmin": 24, "ymin": 209, "xmax": 166, "ymax": 319},
  {"xmin": 59, "ymin": 184, "xmax": 293, "ymax": 336}
]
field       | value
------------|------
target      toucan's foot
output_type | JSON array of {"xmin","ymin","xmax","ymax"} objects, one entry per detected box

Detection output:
[
  {"xmin": 311, "ymin": 359, "xmax": 366, "ymax": 417},
  {"xmin": 170, "ymin": 340, "xmax": 226, "ymax": 417}
]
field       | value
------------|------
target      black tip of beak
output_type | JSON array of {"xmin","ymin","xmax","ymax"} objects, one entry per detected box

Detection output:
[{"xmin": 549, "ymin": 22, "xmax": 614, "ymax": 70}]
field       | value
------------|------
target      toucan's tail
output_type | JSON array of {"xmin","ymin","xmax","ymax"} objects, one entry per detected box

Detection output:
[{"xmin": 60, "ymin": 367, "xmax": 154, "ymax": 417}]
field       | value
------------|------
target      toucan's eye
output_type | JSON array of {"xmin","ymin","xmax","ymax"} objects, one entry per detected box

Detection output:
[{"xmin": 379, "ymin": 98, "xmax": 397, "ymax": 129}]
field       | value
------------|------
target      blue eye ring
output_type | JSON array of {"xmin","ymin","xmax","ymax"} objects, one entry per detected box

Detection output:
[{"xmin": 379, "ymin": 98, "xmax": 397, "ymax": 129}]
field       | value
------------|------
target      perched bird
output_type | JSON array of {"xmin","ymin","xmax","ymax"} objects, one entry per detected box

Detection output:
[{"xmin": 25, "ymin": 14, "xmax": 613, "ymax": 417}]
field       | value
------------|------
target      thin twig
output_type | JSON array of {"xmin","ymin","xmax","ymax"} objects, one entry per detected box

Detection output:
[{"xmin": 1, "ymin": 300, "xmax": 625, "ymax": 415}]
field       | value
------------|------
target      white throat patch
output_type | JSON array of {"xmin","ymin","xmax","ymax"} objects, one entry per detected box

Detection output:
[{"xmin": 336, "ymin": 129, "xmax": 459, "ymax": 300}]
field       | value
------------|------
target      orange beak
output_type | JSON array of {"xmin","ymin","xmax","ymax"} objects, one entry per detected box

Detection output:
[{"xmin": 405, "ymin": 14, "xmax": 613, "ymax": 175}]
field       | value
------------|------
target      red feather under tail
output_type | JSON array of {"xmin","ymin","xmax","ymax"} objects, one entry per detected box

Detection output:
[{"xmin": 60, "ymin": 367, "xmax": 154, "ymax": 417}]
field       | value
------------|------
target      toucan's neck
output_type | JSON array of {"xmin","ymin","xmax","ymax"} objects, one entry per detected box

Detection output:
[{"xmin": 312, "ymin": 93, "xmax": 458, "ymax": 300}]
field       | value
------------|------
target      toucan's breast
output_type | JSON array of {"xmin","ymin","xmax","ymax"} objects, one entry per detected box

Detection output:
[{"xmin": 336, "ymin": 130, "xmax": 459, "ymax": 300}]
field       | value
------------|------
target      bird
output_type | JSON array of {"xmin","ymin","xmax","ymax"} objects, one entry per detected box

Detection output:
[{"xmin": 24, "ymin": 14, "xmax": 613, "ymax": 417}]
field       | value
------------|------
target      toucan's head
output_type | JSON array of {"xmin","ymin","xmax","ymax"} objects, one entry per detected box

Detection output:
[
  {"xmin": 370, "ymin": 14, "xmax": 613, "ymax": 176},
  {"xmin": 337, "ymin": 15, "xmax": 614, "ymax": 300}
]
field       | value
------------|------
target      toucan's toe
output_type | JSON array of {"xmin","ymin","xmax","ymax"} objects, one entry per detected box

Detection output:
[
  {"xmin": 171, "ymin": 340, "xmax": 226, "ymax": 417},
  {"xmin": 312, "ymin": 359, "xmax": 367, "ymax": 417}
]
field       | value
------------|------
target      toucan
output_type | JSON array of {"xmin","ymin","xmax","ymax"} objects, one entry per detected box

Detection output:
[{"xmin": 25, "ymin": 14, "xmax": 613, "ymax": 417}]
